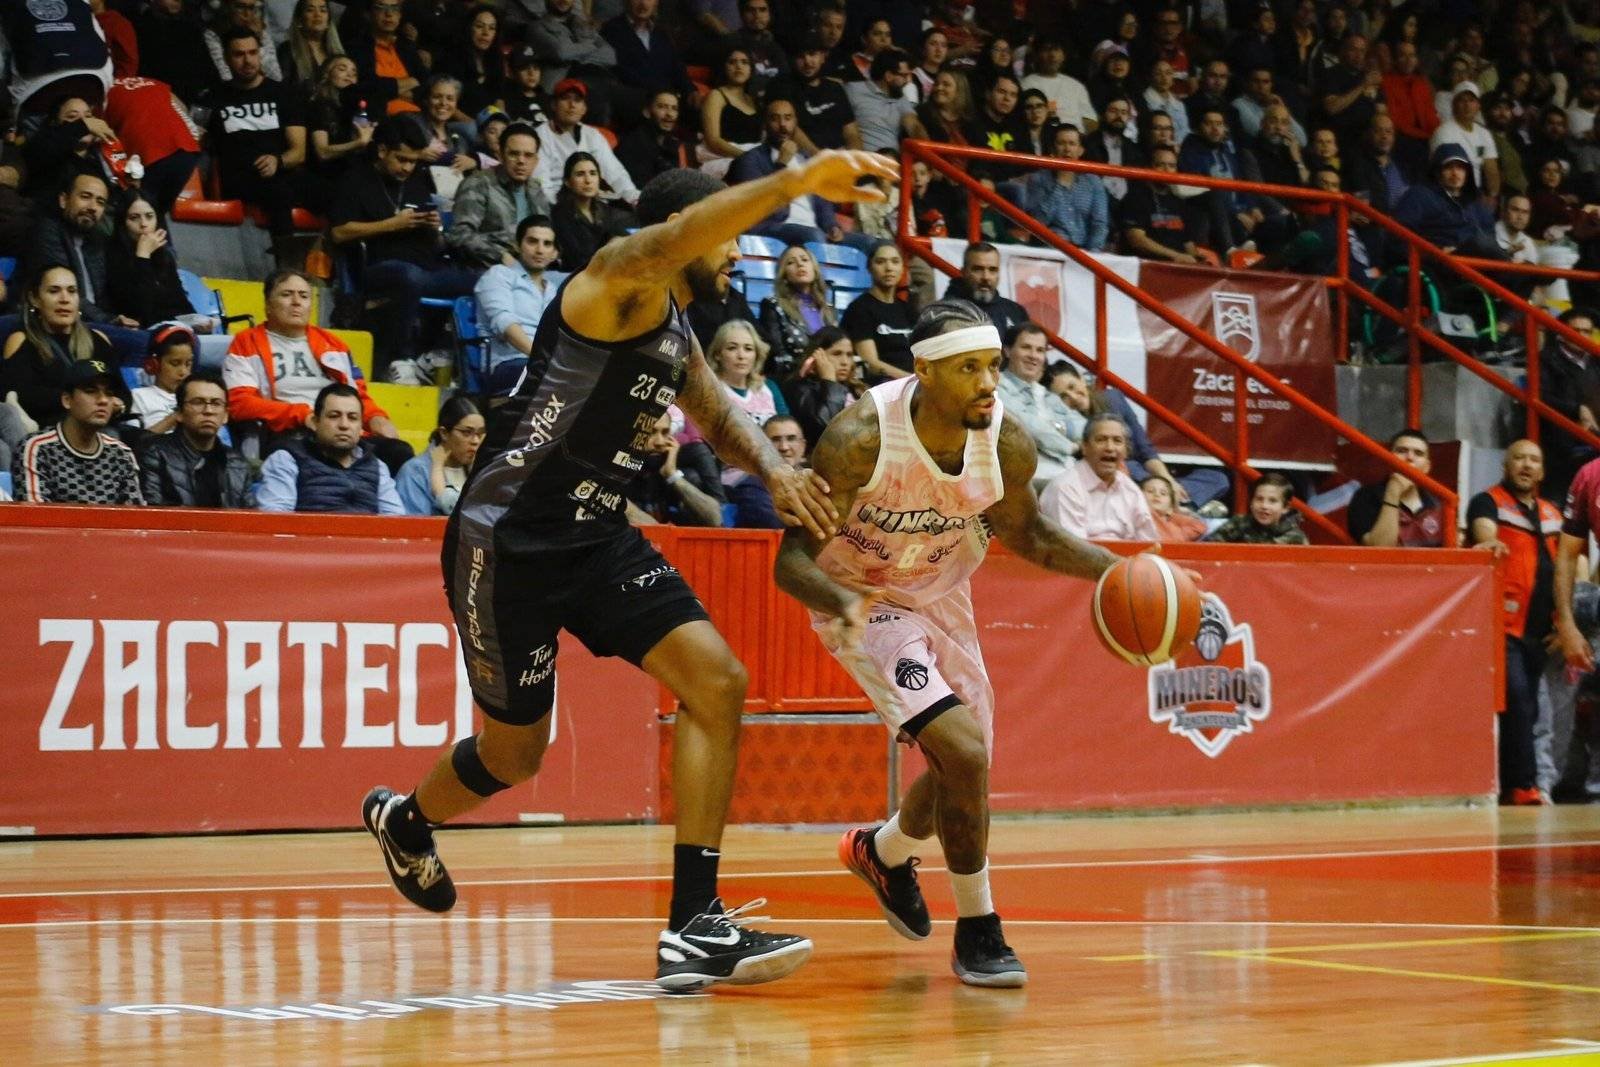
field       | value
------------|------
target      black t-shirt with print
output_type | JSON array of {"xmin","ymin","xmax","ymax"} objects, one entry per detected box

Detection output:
[
  {"xmin": 770, "ymin": 76, "xmax": 854, "ymax": 150},
  {"xmin": 330, "ymin": 163, "xmax": 441, "ymax": 267},
  {"xmin": 842, "ymin": 292, "xmax": 917, "ymax": 374},
  {"xmin": 207, "ymin": 78, "xmax": 306, "ymax": 181}
]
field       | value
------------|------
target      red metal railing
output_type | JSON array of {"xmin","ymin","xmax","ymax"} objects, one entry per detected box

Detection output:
[{"xmin": 898, "ymin": 140, "xmax": 1600, "ymax": 545}]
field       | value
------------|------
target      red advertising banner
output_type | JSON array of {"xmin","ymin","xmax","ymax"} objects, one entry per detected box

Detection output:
[
  {"xmin": 1137, "ymin": 263, "xmax": 1339, "ymax": 468},
  {"xmin": 0, "ymin": 511, "xmax": 1499, "ymax": 835}
]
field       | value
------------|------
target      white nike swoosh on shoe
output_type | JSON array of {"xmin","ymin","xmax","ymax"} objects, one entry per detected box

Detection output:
[{"xmin": 682, "ymin": 929, "xmax": 743, "ymax": 947}]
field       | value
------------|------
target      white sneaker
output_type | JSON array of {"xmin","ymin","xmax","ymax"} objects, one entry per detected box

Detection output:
[{"xmin": 384, "ymin": 359, "xmax": 429, "ymax": 385}]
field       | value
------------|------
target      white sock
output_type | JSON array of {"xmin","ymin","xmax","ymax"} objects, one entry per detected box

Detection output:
[
  {"xmin": 872, "ymin": 812, "xmax": 928, "ymax": 868},
  {"xmin": 949, "ymin": 865, "xmax": 994, "ymax": 918}
]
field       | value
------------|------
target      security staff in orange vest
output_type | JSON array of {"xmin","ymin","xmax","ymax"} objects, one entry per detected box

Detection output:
[{"xmin": 1468, "ymin": 440, "xmax": 1562, "ymax": 805}]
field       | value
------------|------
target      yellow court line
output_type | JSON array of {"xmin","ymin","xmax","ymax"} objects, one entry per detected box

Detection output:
[
  {"xmin": 1202, "ymin": 951, "xmax": 1600, "ymax": 995},
  {"xmin": 1245, "ymin": 931, "xmax": 1600, "ymax": 956},
  {"xmin": 1085, "ymin": 953, "xmax": 1166, "ymax": 962}
]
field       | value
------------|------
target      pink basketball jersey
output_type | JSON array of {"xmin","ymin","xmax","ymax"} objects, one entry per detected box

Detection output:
[{"xmin": 816, "ymin": 376, "xmax": 1006, "ymax": 609}]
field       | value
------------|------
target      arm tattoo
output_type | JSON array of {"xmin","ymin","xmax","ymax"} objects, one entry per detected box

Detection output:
[
  {"xmin": 987, "ymin": 415, "xmax": 1118, "ymax": 581},
  {"xmin": 774, "ymin": 403, "xmax": 882, "ymax": 613},
  {"xmin": 675, "ymin": 338, "xmax": 783, "ymax": 480}
]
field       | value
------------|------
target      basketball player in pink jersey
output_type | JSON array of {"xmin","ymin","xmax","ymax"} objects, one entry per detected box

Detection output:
[{"xmin": 776, "ymin": 298, "xmax": 1126, "ymax": 986}]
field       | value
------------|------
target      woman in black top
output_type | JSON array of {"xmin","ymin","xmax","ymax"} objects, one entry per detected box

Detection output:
[
  {"xmin": 107, "ymin": 195, "xmax": 198, "ymax": 329},
  {"xmin": 698, "ymin": 47, "xmax": 763, "ymax": 172},
  {"xmin": 21, "ymin": 97, "xmax": 116, "ymax": 203},
  {"xmin": 840, "ymin": 242, "xmax": 916, "ymax": 382},
  {"xmin": 0, "ymin": 265, "xmax": 121, "ymax": 429},
  {"xmin": 437, "ymin": 4, "xmax": 506, "ymax": 122},
  {"xmin": 305, "ymin": 56, "xmax": 374, "ymax": 212},
  {"xmin": 278, "ymin": 0, "xmax": 346, "ymax": 87},
  {"xmin": 551, "ymin": 153, "xmax": 635, "ymax": 273}
]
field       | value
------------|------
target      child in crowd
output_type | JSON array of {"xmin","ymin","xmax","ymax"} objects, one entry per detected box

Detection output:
[
  {"xmin": 1207, "ymin": 473, "xmax": 1310, "ymax": 544},
  {"xmin": 499, "ymin": 47, "xmax": 547, "ymax": 127},
  {"xmin": 130, "ymin": 324, "xmax": 198, "ymax": 436}
]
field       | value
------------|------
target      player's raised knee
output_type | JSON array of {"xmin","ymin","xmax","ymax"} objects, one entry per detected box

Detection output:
[{"xmin": 916, "ymin": 705, "xmax": 988, "ymax": 779}]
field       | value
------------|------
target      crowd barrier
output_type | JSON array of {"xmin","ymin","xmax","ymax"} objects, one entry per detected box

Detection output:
[{"xmin": 0, "ymin": 508, "xmax": 1501, "ymax": 835}]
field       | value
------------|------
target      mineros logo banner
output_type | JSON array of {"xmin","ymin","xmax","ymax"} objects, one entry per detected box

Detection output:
[{"xmin": 1147, "ymin": 594, "xmax": 1272, "ymax": 758}]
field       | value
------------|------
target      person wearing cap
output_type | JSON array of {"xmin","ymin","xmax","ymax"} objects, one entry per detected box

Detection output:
[
  {"xmin": 12, "ymin": 358, "xmax": 144, "ymax": 505},
  {"xmin": 1394, "ymin": 141, "xmax": 1498, "ymax": 256},
  {"xmin": 600, "ymin": 0, "xmax": 695, "ymax": 115},
  {"xmin": 1430, "ymin": 80, "xmax": 1500, "ymax": 199},
  {"xmin": 136, "ymin": 368, "xmax": 256, "ymax": 509},
  {"xmin": 500, "ymin": 46, "xmax": 547, "ymax": 127},
  {"xmin": 532, "ymin": 78, "xmax": 640, "ymax": 207},
  {"xmin": 526, "ymin": 0, "xmax": 617, "ymax": 126},
  {"xmin": 769, "ymin": 33, "xmax": 862, "ymax": 153}
]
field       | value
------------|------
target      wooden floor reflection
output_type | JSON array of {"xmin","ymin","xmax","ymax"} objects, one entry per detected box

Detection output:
[{"xmin": 6, "ymin": 806, "xmax": 1600, "ymax": 1066}]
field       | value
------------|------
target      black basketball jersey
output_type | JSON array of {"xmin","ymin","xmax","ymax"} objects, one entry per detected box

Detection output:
[{"xmin": 459, "ymin": 279, "xmax": 693, "ymax": 545}]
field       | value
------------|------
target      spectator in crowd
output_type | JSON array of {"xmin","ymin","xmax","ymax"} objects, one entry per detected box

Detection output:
[
  {"xmin": 418, "ymin": 76, "xmax": 479, "ymax": 181},
  {"xmin": 1498, "ymin": 194, "xmax": 1540, "ymax": 265},
  {"xmin": 1318, "ymin": 33, "xmax": 1381, "ymax": 143},
  {"xmin": 845, "ymin": 48, "xmax": 926, "ymax": 154},
  {"xmin": 1524, "ymin": 106, "xmax": 1576, "ymax": 178},
  {"xmin": 534, "ymin": 79, "xmax": 639, "ymax": 205},
  {"xmin": 1382, "ymin": 40, "xmax": 1439, "ymax": 173},
  {"xmin": 527, "ymin": 0, "xmax": 617, "ymax": 121},
  {"xmin": 395, "ymin": 395, "xmax": 484, "ymax": 515},
  {"xmin": 616, "ymin": 90, "xmax": 688, "ymax": 190},
  {"xmin": 101, "ymin": 75, "xmax": 202, "ymax": 221},
  {"xmin": 1121, "ymin": 144, "xmax": 1203, "ymax": 263},
  {"xmin": 137, "ymin": 369, "xmax": 256, "ymax": 509},
  {"xmin": 600, "ymin": 0, "xmax": 694, "ymax": 117},
  {"xmin": 1185, "ymin": 60, "xmax": 1233, "ymax": 132},
  {"xmin": 1233, "ymin": 67, "xmax": 1300, "ymax": 145},
  {"xmin": 0, "ymin": 265, "xmax": 121, "ymax": 431},
  {"xmin": 1346, "ymin": 113, "xmax": 1406, "ymax": 228},
  {"xmin": 1228, "ymin": 5, "xmax": 1276, "ymax": 89},
  {"xmin": 304, "ymin": 57, "xmax": 373, "ymax": 210},
  {"xmin": 11, "ymin": 358, "xmax": 142, "ymax": 505},
  {"xmin": 329, "ymin": 117, "xmax": 477, "ymax": 382},
  {"xmin": 1083, "ymin": 96, "xmax": 1144, "ymax": 210},
  {"xmin": 764, "ymin": 413, "xmax": 808, "ymax": 467},
  {"xmin": 917, "ymin": 68, "xmax": 974, "ymax": 146},
  {"xmin": 1147, "ymin": 6, "xmax": 1194, "ymax": 91},
  {"xmin": 849, "ymin": 16, "xmax": 897, "ymax": 83},
  {"xmin": 1430, "ymin": 81, "xmax": 1500, "ymax": 199},
  {"xmin": 781, "ymin": 326, "xmax": 861, "ymax": 447},
  {"xmin": 348, "ymin": 0, "xmax": 428, "ymax": 113},
  {"xmin": 1308, "ymin": 125, "xmax": 1343, "ymax": 178},
  {"xmin": 206, "ymin": 0, "xmax": 286, "ymax": 85},
  {"xmin": 257, "ymin": 382, "xmax": 406, "ymax": 514},
  {"xmin": 1207, "ymin": 473, "xmax": 1309, "ymax": 544},
  {"xmin": 1538, "ymin": 308, "xmax": 1600, "ymax": 499},
  {"xmin": 1568, "ymin": 79, "xmax": 1600, "ymax": 174},
  {"xmin": 434, "ymin": 4, "xmax": 505, "ymax": 121},
  {"xmin": 474, "ymin": 109, "xmax": 510, "ymax": 168},
  {"xmin": 963, "ymin": 72, "xmax": 1027, "ymax": 181},
  {"xmin": 1394, "ymin": 143, "xmax": 1499, "ymax": 258},
  {"xmin": 129, "ymin": 324, "xmax": 195, "ymax": 434},
  {"xmin": 1019, "ymin": 89, "xmax": 1056, "ymax": 157},
  {"xmin": 4, "ymin": 0, "xmax": 111, "ymax": 133},
  {"xmin": 909, "ymin": 26, "xmax": 949, "ymax": 103},
  {"xmin": 447, "ymin": 122, "xmax": 551, "ymax": 269},
  {"xmin": 810, "ymin": 0, "xmax": 855, "ymax": 81},
  {"xmin": 1087, "ymin": 43, "xmax": 1138, "ymax": 118},
  {"xmin": 1469, "ymin": 439, "xmax": 1560, "ymax": 805},
  {"xmin": 1142, "ymin": 109, "xmax": 1178, "ymax": 154},
  {"xmin": 208, "ymin": 29, "xmax": 309, "ymax": 266},
  {"xmin": 626, "ymin": 408, "xmax": 724, "ymax": 526},
  {"xmin": 1250, "ymin": 104, "xmax": 1311, "ymax": 189},
  {"xmin": 25, "ymin": 173, "xmax": 137, "ymax": 332},
  {"xmin": 1039, "ymin": 412, "xmax": 1160, "ymax": 541},
  {"xmin": 945, "ymin": 242, "xmax": 1028, "ymax": 337},
  {"xmin": 709, "ymin": 318, "xmax": 787, "ymax": 425},
  {"xmin": 135, "ymin": 0, "xmax": 211, "ymax": 105},
  {"xmin": 1529, "ymin": 158, "xmax": 1580, "ymax": 240},
  {"xmin": 1275, "ymin": 0, "xmax": 1326, "ymax": 107},
  {"xmin": 698, "ymin": 46, "xmax": 763, "ymax": 176},
  {"xmin": 1142, "ymin": 60, "xmax": 1190, "ymax": 148},
  {"xmin": 757, "ymin": 245, "xmax": 837, "ymax": 381},
  {"xmin": 842, "ymin": 240, "xmax": 916, "ymax": 381},
  {"xmin": 279, "ymin": 0, "xmax": 345, "ymax": 87},
  {"xmin": 683, "ymin": 267, "xmax": 757, "ymax": 350},
  {"xmin": 106, "ymin": 194, "xmax": 202, "ymax": 332},
  {"xmin": 474, "ymin": 214, "xmax": 568, "ymax": 384},
  {"xmin": 551, "ymin": 151, "xmax": 633, "ymax": 272},
  {"xmin": 1180, "ymin": 107, "xmax": 1270, "ymax": 253},
  {"xmin": 1142, "ymin": 474, "xmax": 1207, "ymax": 542},
  {"xmin": 927, "ymin": 0, "xmax": 987, "ymax": 61},
  {"xmin": 728, "ymin": 97, "xmax": 863, "ymax": 251},
  {"xmin": 1484, "ymin": 97, "xmax": 1530, "ymax": 199},
  {"xmin": 772, "ymin": 33, "xmax": 862, "ymax": 153},
  {"xmin": 995, "ymin": 322, "xmax": 1082, "ymax": 485},
  {"xmin": 1023, "ymin": 36, "xmax": 1096, "ymax": 133},
  {"xmin": 499, "ymin": 46, "xmax": 547, "ymax": 126},
  {"xmin": 20, "ymin": 96, "xmax": 119, "ymax": 206},
  {"xmin": 1347, "ymin": 428, "xmax": 1446, "ymax": 547},
  {"xmin": 223, "ymin": 269, "xmax": 410, "ymax": 472}
]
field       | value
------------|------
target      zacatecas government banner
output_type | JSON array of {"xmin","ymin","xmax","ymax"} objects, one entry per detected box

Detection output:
[{"xmin": 929, "ymin": 239, "xmax": 1337, "ymax": 468}]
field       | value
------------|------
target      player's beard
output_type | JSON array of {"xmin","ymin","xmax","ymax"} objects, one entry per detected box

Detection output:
[
  {"xmin": 962, "ymin": 412, "xmax": 994, "ymax": 430},
  {"xmin": 684, "ymin": 258, "xmax": 728, "ymax": 303}
]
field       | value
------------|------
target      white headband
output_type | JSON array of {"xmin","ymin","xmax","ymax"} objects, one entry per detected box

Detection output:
[{"xmin": 909, "ymin": 324, "xmax": 1002, "ymax": 362}]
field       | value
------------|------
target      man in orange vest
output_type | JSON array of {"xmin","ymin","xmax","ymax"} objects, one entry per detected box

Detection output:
[{"xmin": 1468, "ymin": 440, "xmax": 1561, "ymax": 805}]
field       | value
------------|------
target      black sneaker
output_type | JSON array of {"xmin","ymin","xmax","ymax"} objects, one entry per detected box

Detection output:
[
  {"xmin": 838, "ymin": 826, "xmax": 931, "ymax": 940},
  {"xmin": 654, "ymin": 898, "xmax": 813, "ymax": 992},
  {"xmin": 951, "ymin": 913, "xmax": 1027, "ymax": 988},
  {"xmin": 361, "ymin": 787, "xmax": 456, "ymax": 913}
]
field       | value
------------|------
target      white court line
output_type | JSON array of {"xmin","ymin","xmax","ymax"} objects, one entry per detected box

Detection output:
[
  {"xmin": 4, "ymin": 837, "xmax": 1598, "ymax": 901},
  {"xmin": 5, "ymin": 917, "xmax": 1600, "ymax": 934}
]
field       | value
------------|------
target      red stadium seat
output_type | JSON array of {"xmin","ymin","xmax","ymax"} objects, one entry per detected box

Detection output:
[
  {"xmin": 170, "ymin": 167, "xmax": 245, "ymax": 225},
  {"xmin": 597, "ymin": 125, "xmax": 618, "ymax": 149}
]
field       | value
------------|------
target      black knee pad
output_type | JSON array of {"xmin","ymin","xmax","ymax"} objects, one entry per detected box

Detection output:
[{"xmin": 452, "ymin": 735, "xmax": 512, "ymax": 798}]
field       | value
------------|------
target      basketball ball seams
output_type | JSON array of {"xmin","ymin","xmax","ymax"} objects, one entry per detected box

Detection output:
[
  {"xmin": 1092, "ymin": 555, "xmax": 1202, "ymax": 667},
  {"xmin": 1092, "ymin": 566, "xmax": 1142, "ymax": 665},
  {"xmin": 1149, "ymin": 557, "xmax": 1180, "ymax": 662}
]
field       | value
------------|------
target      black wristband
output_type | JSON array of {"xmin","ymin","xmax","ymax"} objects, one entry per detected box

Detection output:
[{"xmin": 1382, "ymin": 500, "xmax": 1400, "ymax": 509}]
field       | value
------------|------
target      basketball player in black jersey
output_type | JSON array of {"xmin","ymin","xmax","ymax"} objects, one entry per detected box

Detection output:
[{"xmin": 362, "ymin": 152, "xmax": 900, "ymax": 991}]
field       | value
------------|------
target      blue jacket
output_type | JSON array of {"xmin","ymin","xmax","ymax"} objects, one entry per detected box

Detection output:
[
  {"xmin": 1177, "ymin": 133, "xmax": 1257, "ymax": 213},
  {"xmin": 727, "ymin": 143, "xmax": 838, "ymax": 233},
  {"xmin": 258, "ymin": 439, "xmax": 405, "ymax": 515},
  {"xmin": 1393, "ymin": 142, "xmax": 1495, "ymax": 251}
]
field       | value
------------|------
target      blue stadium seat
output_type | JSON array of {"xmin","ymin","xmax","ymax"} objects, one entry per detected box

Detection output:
[
  {"xmin": 738, "ymin": 234, "xmax": 787, "ymax": 260},
  {"xmin": 804, "ymin": 242, "xmax": 867, "ymax": 272},
  {"xmin": 826, "ymin": 265, "xmax": 872, "ymax": 312},
  {"xmin": 0, "ymin": 471, "xmax": 11, "ymax": 498},
  {"xmin": 743, "ymin": 277, "xmax": 776, "ymax": 305},
  {"xmin": 453, "ymin": 296, "xmax": 487, "ymax": 394},
  {"xmin": 179, "ymin": 271, "xmax": 254, "ymax": 333},
  {"xmin": 733, "ymin": 258, "xmax": 778, "ymax": 305}
]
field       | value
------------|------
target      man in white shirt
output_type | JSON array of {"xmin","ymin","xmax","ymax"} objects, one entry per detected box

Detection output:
[
  {"xmin": 533, "ymin": 78, "xmax": 640, "ymax": 206},
  {"xmin": 1430, "ymin": 82, "xmax": 1501, "ymax": 199},
  {"xmin": 1021, "ymin": 36, "xmax": 1096, "ymax": 132},
  {"xmin": 1497, "ymin": 194, "xmax": 1539, "ymax": 264},
  {"xmin": 474, "ymin": 215, "xmax": 569, "ymax": 383},
  {"xmin": 1039, "ymin": 412, "xmax": 1160, "ymax": 541},
  {"xmin": 993, "ymin": 322, "xmax": 1082, "ymax": 486}
]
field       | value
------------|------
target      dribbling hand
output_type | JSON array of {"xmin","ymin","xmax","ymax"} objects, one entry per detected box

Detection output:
[{"xmin": 767, "ymin": 466, "xmax": 838, "ymax": 540}]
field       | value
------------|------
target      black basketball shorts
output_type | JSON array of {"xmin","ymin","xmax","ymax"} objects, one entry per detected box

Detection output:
[{"xmin": 443, "ymin": 524, "xmax": 709, "ymax": 726}]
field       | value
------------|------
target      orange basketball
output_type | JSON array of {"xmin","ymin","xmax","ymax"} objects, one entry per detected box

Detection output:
[{"xmin": 1091, "ymin": 555, "xmax": 1203, "ymax": 666}]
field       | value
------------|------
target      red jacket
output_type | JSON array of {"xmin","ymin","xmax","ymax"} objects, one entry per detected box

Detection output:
[
  {"xmin": 1383, "ymin": 73, "xmax": 1439, "ymax": 140},
  {"xmin": 1487, "ymin": 483, "xmax": 1561, "ymax": 639},
  {"xmin": 223, "ymin": 324, "xmax": 388, "ymax": 433}
]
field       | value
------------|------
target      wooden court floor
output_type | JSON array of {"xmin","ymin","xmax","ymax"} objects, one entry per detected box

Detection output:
[{"xmin": 5, "ymin": 806, "xmax": 1600, "ymax": 1066}]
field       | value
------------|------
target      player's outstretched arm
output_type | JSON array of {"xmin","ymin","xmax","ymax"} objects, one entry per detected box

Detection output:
[
  {"xmin": 775, "ymin": 402, "xmax": 883, "ymax": 639},
  {"xmin": 985, "ymin": 415, "xmax": 1120, "ymax": 581},
  {"xmin": 564, "ymin": 151, "xmax": 900, "ymax": 342},
  {"xmin": 677, "ymin": 333, "xmax": 838, "ymax": 539}
]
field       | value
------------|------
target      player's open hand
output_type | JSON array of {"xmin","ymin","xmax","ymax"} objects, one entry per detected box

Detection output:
[
  {"xmin": 1141, "ymin": 542, "xmax": 1202, "ymax": 587},
  {"xmin": 767, "ymin": 466, "xmax": 838, "ymax": 540},
  {"xmin": 800, "ymin": 151, "xmax": 901, "ymax": 204}
]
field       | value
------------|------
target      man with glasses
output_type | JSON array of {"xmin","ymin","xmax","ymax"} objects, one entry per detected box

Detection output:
[
  {"xmin": 137, "ymin": 370, "xmax": 256, "ymax": 508},
  {"xmin": 844, "ymin": 48, "xmax": 927, "ymax": 154}
]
